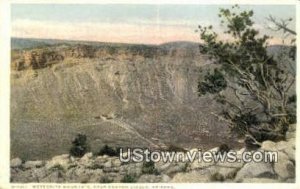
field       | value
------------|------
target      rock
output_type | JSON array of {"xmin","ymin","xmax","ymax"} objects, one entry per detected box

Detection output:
[
  {"xmin": 216, "ymin": 167, "xmax": 239, "ymax": 180},
  {"xmin": 11, "ymin": 169, "xmax": 37, "ymax": 182},
  {"xmin": 32, "ymin": 167, "xmax": 48, "ymax": 180},
  {"xmin": 137, "ymin": 174, "xmax": 170, "ymax": 183},
  {"xmin": 78, "ymin": 153, "xmax": 95, "ymax": 168},
  {"xmin": 241, "ymin": 178, "xmax": 281, "ymax": 183},
  {"xmin": 11, "ymin": 158, "xmax": 22, "ymax": 168},
  {"xmin": 274, "ymin": 152, "xmax": 295, "ymax": 180},
  {"xmin": 261, "ymin": 141, "xmax": 277, "ymax": 151},
  {"xmin": 40, "ymin": 170, "xmax": 65, "ymax": 183},
  {"xmin": 103, "ymin": 160, "xmax": 112, "ymax": 168},
  {"xmin": 112, "ymin": 159, "xmax": 122, "ymax": 167},
  {"xmin": 23, "ymin": 160, "xmax": 44, "ymax": 169},
  {"xmin": 275, "ymin": 141, "xmax": 289, "ymax": 151},
  {"xmin": 235, "ymin": 162, "xmax": 276, "ymax": 182},
  {"xmin": 155, "ymin": 161, "xmax": 172, "ymax": 172},
  {"xmin": 164, "ymin": 162, "xmax": 188, "ymax": 175},
  {"xmin": 161, "ymin": 174, "xmax": 171, "ymax": 182},
  {"xmin": 216, "ymin": 160, "xmax": 244, "ymax": 169},
  {"xmin": 287, "ymin": 138, "xmax": 295, "ymax": 149},
  {"xmin": 80, "ymin": 152, "xmax": 93, "ymax": 161},
  {"xmin": 171, "ymin": 170, "xmax": 210, "ymax": 182},
  {"xmin": 120, "ymin": 163, "xmax": 142, "ymax": 176},
  {"xmin": 288, "ymin": 124, "xmax": 296, "ymax": 132},
  {"xmin": 45, "ymin": 154, "xmax": 70, "ymax": 170},
  {"xmin": 286, "ymin": 131, "xmax": 295, "ymax": 140},
  {"xmin": 189, "ymin": 159, "xmax": 215, "ymax": 170},
  {"xmin": 88, "ymin": 169, "xmax": 104, "ymax": 182},
  {"xmin": 94, "ymin": 156, "xmax": 107, "ymax": 165},
  {"xmin": 283, "ymin": 147, "xmax": 295, "ymax": 162}
]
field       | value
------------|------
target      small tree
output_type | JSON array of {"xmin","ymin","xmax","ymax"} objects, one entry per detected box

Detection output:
[
  {"xmin": 197, "ymin": 5, "xmax": 296, "ymax": 144},
  {"xmin": 97, "ymin": 145, "xmax": 119, "ymax": 157},
  {"xmin": 69, "ymin": 134, "xmax": 89, "ymax": 157}
]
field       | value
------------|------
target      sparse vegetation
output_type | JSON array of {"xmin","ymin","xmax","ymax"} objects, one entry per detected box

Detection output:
[
  {"xmin": 218, "ymin": 144, "xmax": 230, "ymax": 155},
  {"xmin": 141, "ymin": 161, "xmax": 159, "ymax": 175},
  {"xmin": 97, "ymin": 145, "xmax": 119, "ymax": 157},
  {"xmin": 69, "ymin": 134, "xmax": 89, "ymax": 158},
  {"xmin": 121, "ymin": 174, "xmax": 137, "ymax": 183},
  {"xmin": 197, "ymin": 5, "xmax": 296, "ymax": 143}
]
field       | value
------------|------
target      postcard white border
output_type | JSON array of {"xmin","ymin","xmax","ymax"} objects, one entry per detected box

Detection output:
[{"xmin": 1, "ymin": 0, "xmax": 299, "ymax": 189}]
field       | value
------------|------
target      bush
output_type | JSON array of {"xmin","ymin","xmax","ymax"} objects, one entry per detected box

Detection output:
[
  {"xmin": 97, "ymin": 145, "xmax": 119, "ymax": 157},
  {"xmin": 121, "ymin": 174, "xmax": 137, "ymax": 183},
  {"xmin": 218, "ymin": 144, "xmax": 230, "ymax": 155},
  {"xmin": 141, "ymin": 161, "xmax": 159, "ymax": 175},
  {"xmin": 69, "ymin": 134, "xmax": 89, "ymax": 158}
]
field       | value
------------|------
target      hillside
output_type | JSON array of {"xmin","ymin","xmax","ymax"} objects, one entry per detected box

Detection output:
[{"xmin": 10, "ymin": 39, "xmax": 244, "ymax": 160}]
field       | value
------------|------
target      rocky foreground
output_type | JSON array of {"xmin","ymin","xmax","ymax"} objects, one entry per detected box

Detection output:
[{"xmin": 10, "ymin": 125, "xmax": 296, "ymax": 183}]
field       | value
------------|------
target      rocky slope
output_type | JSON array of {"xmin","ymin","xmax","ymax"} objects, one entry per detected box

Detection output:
[
  {"xmin": 10, "ymin": 124, "xmax": 296, "ymax": 183},
  {"xmin": 11, "ymin": 41, "xmax": 241, "ymax": 160}
]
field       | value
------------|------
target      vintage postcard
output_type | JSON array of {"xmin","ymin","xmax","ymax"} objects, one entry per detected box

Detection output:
[{"xmin": 0, "ymin": 0, "xmax": 299, "ymax": 188}]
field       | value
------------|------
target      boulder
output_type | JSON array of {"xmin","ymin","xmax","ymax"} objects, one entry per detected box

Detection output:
[
  {"xmin": 283, "ymin": 147, "xmax": 295, "ymax": 162},
  {"xmin": 235, "ymin": 162, "xmax": 276, "ymax": 182},
  {"xmin": 45, "ymin": 154, "xmax": 70, "ymax": 170},
  {"xmin": 216, "ymin": 167, "xmax": 239, "ymax": 180},
  {"xmin": 32, "ymin": 167, "xmax": 48, "ymax": 180},
  {"xmin": 112, "ymin": 159, "xmax": 122, "ymax": 167},
  {"xmin": 164, "ymin": 162, "xmax": 188, "ymax": 175},
  {"xmin": 103, "ymin": 160, "xmax": 112, "ymax": 168},
  {"xmin": 287, "ymin": 138, "xmax": 295, "ymax": 150},
  {"xmin": 120, "ymin": 163, "xmax": 142, "ymax": 176},
  {"xmin": 80, "ymin": 152, "xmax": 93, "ymax": 161},
  {"xmin": 189, "ymin": 159, "xmax": 215, "ymax": 170},
  {"xmin": 275, "ymin": 141, "xmax": 289, "ymax": 151},
  {"xmin": 274, "ymin": 152, "xmax": 295, "ymax": 180},
  {"xmin": 39, "ymin": 170, "xmax": 65, "ymax": 183},
  {"xmin": 261, "ymin": 141, "xmax": 277, "ymax": 151},
  {"xmin": 24, "ymin": 160, "xmax": 44, "ymax": 169},
  {"xmin": 171, "ymin": 170, "xmax": 210, "ymax": 182},
  {"xmin": 155, "ymin": 161, "xmax": 172, "ymax": 172},
  {"xmin": 11, "ymin": 158, "xmax": 22, "ymax": 168}
]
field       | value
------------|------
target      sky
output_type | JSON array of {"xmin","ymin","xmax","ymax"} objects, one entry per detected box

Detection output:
[{"xmin": 11, "ymin": 4, "xmax": 296, "ymax": 45}]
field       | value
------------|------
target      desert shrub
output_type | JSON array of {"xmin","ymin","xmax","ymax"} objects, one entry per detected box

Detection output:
[
  {"xmin": 69, "ymin": 134, "xmax": 89, "ymax": 158},
  {"xmin": 218, "ymin": 144, "xmax": 230, "ymax": 155},
  {"xmin": 97, "ymin": 145, "xmax": 119, "ymax": 157},
  {"xmin": 121, "ymin": 174, "xmax": 137, "ymax": 183},
  {"xmin": 141, "ymin": 161, "xmax": 159, "ymax": 175}
]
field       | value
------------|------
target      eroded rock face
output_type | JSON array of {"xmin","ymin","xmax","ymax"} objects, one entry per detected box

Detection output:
[{"xmin": 11, "ymin": 42, "xmax": 239, "ymax": 160}]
